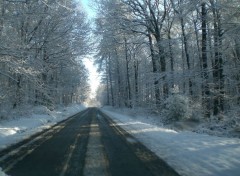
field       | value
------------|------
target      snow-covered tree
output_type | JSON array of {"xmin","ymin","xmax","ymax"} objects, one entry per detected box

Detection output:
[
  {"xmin": 0, "ymin": 0, "xmax": 90, "ymax": 118},
  {"xmin": 94, "ymin": 0, "xmax": 240, "ymax": 121}
]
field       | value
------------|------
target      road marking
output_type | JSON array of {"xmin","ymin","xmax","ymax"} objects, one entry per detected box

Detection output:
[
  {"xmin": 126, "ymin": 137, "xmax": 137, "ymax": 144},
  {"xmin": 83, "ymin": 116, "xmax": 109, "ymax": 176},
  {"xmin": 59, "ymin": 134, "xmax": 81, "ymax": 176},
  {"xmin": 3, "ymin": 148, "xmax": 34, "ymax": 172},
  {"xmin": 0, "ymin": 125, "xmax": 63, "ymax": 165},
  {"xmin": 2, "ymin": 131, "xmax": 56, "ymax": 172},
  {"xmin": 0, "ymin": 110, "xmax": 88, "ymax": 168},
  {"xmin": 0, "ymin": 116, "xmax": 79, "ymax": 172}
]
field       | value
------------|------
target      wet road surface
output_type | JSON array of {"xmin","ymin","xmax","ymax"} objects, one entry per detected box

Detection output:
[{"xmin": 0, "ymin": 108, "xmax": 180, "ymax": 176}]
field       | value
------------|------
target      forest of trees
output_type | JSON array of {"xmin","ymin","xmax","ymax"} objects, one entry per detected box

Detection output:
[
  {"xmin": 1, "ymin": 0, "xmax": 239, "ymax": 121},
  {"xmin": 0, "ymin": 0, "xmax": 90, "ymax": 118},
  {"xmin": 94, "ymin": 0, "xmax": 240, "ymax": 118}
]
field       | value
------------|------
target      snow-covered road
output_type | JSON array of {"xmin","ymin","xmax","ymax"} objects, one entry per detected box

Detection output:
[{"xmin": 103, "ymin": 109, "xmax": 240, "ymax": 176}]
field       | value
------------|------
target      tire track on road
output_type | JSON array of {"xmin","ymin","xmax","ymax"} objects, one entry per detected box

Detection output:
[
  {"xmin": 98, "ymin": 110, "xmax": 180, "ymax": 176},
  {"xmin": 2, "ymin": 109, "xmax": 90, "ymax": 176},
  {"xmin": 83, "ymin": 110, "xmax": 110, "ymax": 176}
]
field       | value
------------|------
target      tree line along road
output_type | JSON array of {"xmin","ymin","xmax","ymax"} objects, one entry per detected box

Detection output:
[{"xmin": 0, "ymin": 108, "xmax": 180, "ymax": 176}]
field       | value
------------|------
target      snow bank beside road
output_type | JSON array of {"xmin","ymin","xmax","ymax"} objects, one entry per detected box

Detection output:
[
  {"xmin": 102, "ymin": 109, "xmax": 240, "ymax": 176},
  {"xmin": 0, "ymin": 104, "xmax": 86, "ymax": 151}
]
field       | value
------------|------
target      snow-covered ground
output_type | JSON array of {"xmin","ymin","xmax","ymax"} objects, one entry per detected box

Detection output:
[
  {"xmin": 102, "ymin": 107, "xmax": 240, "ymax": 176},
  {"xmin": 0, "ymin": 168, "xmax": 7, "ymax": 176},
  {"xmin": 0, "ymin": 104, "xmax": 86, "ymax": 151},
  {"xmin": 0, "ymin": 104, "xmax": 86, "ymax": 176}
]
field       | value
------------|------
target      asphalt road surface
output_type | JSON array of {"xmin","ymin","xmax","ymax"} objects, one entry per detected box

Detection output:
[{"xmin": 0, "ymin": 108, "xmax": 180, "ymax": 176}]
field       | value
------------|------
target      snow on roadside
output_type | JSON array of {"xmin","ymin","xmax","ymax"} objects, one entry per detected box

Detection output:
[
  {"xmin": 0, "ymin": 104, "xmax": 86, "ymax": 151},
  {"xmin": 102, "ymin": 108, "xmax": 240, "ymax": 176},
  {"xmin": 0, "ymin": 168, "xmax": 8, "ymax": 176}
]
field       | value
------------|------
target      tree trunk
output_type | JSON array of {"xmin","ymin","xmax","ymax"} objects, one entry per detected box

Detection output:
[
  {"xmin": 115, "ymin": 50, "xmax": 122, "ymax": 107},
  {"xmin": 108, "ymin": 57, "xmax": 115, "ymax": 106},
  {"xmin": 148, "ymin": 31, "xmax": 161, "ymax": 106},
  {"xmin": 124, "ymin": 37, "xmax": 132, "ymax": 108},
  {"xmin": 201, "ymin": 2, "xmax": 211, "ymax": 117},
  {"xmin": 133, "ymin": 54, "xmax": 139, "ymax": 106},
  {"xmin": 155, "ymin": 33, "xmax": 168, "ymax": 99},
  {"xmin": 180, "ymin": 17, "xmax": 193, "ymax": 96},
  {"xmin": 106, "ymin": 69, "xmax": 110, "ymax": 106},
  {"xmin": 13, "ymin": 75, "xmax": 22, "ymax": 109},
  {"xmin": 210, "ymin": 0, "xmax": 224, "ymax": 115},
  {"xmin": 167, "ymin": 23, "xmax": 174, "ymax": 90}
]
